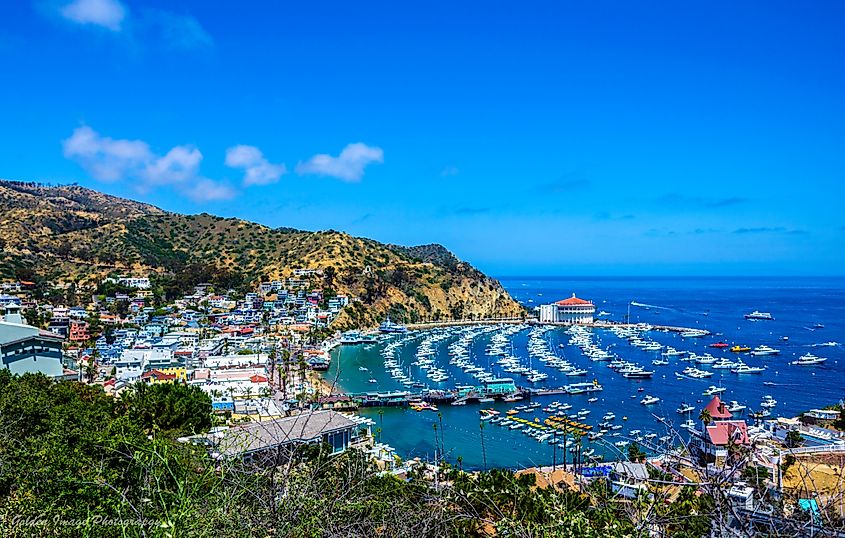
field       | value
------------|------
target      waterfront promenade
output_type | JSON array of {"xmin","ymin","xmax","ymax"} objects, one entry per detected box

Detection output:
[{"xmin": 403, "ymin": 317, "xmax": 707, "ymax": 335}]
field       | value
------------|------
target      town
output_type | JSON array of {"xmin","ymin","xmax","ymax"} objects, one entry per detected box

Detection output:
[{"xmin": 2, "ymin": 274, "xmax": 845, "ymax": 536}]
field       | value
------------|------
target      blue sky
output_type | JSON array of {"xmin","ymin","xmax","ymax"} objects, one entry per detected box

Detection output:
[{"xmin": 2, "ymin": 1, "xmax": 843, "ymax": 276}]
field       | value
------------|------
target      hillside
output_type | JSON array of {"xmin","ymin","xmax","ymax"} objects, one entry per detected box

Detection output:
[{"xmin": 0, "ymin": 180, "xmax": 523, "ymax": 328}]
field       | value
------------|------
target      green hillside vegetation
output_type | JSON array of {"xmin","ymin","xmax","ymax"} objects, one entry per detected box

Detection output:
[
  {"xmin": 0, "ymin": 180, "xmax": 522, "ymax": 328},
  {"xmin": 0, "ymin": 372, "xmax": 717, "ymax": 537}
]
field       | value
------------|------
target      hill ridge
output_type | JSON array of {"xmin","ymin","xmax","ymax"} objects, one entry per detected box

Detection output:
[{"xmin": 0, "ymin": 180, "xmax": 522, "ymax": 328}]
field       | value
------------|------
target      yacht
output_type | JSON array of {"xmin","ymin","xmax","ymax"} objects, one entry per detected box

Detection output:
[
  {"xmin": 751, "ymin": 345, "xmax": 780, "ymax": 356},
  {"xmin": 641, "ymin": 395, "xmax": 660, "ymax": 405},
  {"xmin": 727, "ymin": 401, "xmax": 746, "ymax": 413},
  {"xmin": 731, "ymin": 363, "xmax": 766, "ymax": 374},
  {"xmin": 681, "ymin": 419, "xmax": 697, "ymax": 431},
  {"xmin": 711, "ymin": 358, "xmax": 738, "ymax": 370},
  {"xmin": 340, "ymin": 331, "xmax": 376, "ymax": 345},
  {"xmin": 379, "ymin": 316, "xmax": 408, "ymax": 334},
  {"xmin": 745, "ymin": 311, "xmax": 774, "ymax": 321},
  {"xmin": 703, "ymin": 385, "xmax": 726, "ymax": 396},
  {"xmin": 676, "ymin": 403, "xmax": 695, "ymax": 414},
  {"xmin": 681, "ymin": 329, "xmax": 709, "ymax": 338},
  {"xmin": 730, "ymin": 345, "xmax": 751, "ymax": 353},
  {"xmin": 760, "ymin": 395, "xmax": 777, "ymax": 409},
  {"xmin": 709, "ymin": 341, "xmax": 729, "ymax": 349},
  {"xmin": 621, "ymin": 367, "xmax": 655, "ymax": 379},
  {"xmin": 791, "ymin": 353, "xmax": 827, "ymax": 366}
]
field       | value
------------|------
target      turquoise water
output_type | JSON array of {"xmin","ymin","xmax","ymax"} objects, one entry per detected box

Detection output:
[{"xmin": 324, "ymin": 276, "xmax": 845, "ymax": 470}]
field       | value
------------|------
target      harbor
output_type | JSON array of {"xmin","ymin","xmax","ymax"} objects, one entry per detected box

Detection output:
[{"xmin": 321, "ymin": 276, "xmax": 845, "ymax": 470}]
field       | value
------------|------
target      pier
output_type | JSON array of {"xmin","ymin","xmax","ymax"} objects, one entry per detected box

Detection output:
[{"xmin": 399, "ymin": 318, "xmax": 709, "ymax": 336}]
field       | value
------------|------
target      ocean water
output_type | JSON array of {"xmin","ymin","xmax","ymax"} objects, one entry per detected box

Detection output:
[{"xmin": 325, "ymin": 276, "xmax": 845, "ymax": 471}]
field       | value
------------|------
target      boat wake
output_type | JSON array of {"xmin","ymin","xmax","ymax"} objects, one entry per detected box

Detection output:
[
  {"xmin": 630, "ymin": 301, "xmax": 708, "ymax": 316},
  {"xmin": 809, "ymin": 341, "xmax": 840, "ymax": 347}
]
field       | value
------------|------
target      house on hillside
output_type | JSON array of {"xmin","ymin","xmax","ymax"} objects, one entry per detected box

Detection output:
[
  {"xmin": 1, "ymin": 304, "xmax": 65, "ymax": 378},
  {"xmin": 691, "ymin": 396, "xmax": 751, "ymax": 465}
]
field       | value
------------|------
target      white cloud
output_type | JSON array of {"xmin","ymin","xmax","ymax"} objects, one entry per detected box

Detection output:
[
  {"xmin": 59, "ymin": 0, "xmax": 126, "ymax": 31},
  {"xmin": 225, "ymin": 145, "xmax": 286, "ymax": 186},
  {"xmin": 296, "ymin": 142, "xmax": 383, "ymax": 182},
  {"xmin": 62, "ymin": 126, "xmax": 235, "ymax": 202}
]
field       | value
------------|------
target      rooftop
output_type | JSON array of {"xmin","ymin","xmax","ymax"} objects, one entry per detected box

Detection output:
[
  {"xmin": 555, "ymin": 294, "xmax": 593, "ymax": 306},
  {"xmin": 206, "ymin": 410, "xmax": 356, "ymax": 458}
]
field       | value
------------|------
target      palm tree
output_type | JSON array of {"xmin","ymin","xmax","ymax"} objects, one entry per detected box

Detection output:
[{"xmin": 698, "ymin": 408, "xmax": 712, "ymax": 428}]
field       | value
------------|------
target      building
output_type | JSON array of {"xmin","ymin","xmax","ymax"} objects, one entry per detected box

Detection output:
[
  {"xmin": 68, "ymin": 320, "xmax": 89, "ymax": 342},
  {"xmin": 193, "ymin": 410, "xmax": 359, "ymax": 463},
  {"xmin": 539, "ymin": 294, "xmax": 595, "ymax": 324},
  {"xmin": 1, "ymin": 304, "xmax": 65, "ymax": 378},
  {"xmin": 802, "ymin": 408, "xmax": 841, "ymax": 426},
  {"xmin": 692, "ymin": 396, "xmax": 751, "ymax": 464},
  {"xmin": 141, "ymin": 369, "xmax": 179, "ymax": 384}
]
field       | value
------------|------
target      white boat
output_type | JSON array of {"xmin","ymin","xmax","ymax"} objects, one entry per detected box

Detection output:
[
  {"xmin": 727, "ymin": 401, "xmax": 746, "ymax": 413},
  {"xmin": 681, "ymin": 329, "xmax": 709, "ymax": 338},
  {"xmin": 751, "ymin": 345, "xmax": 780, "ymax": 356},
  {"xmin": 676, "ymin": 403, "xmax": 695, "ymax": 414},
  {"xmin": 731, "ymin": 363, "xmax": 766, "ymax": 374},
  {"xmin": 703, "ymin": 385, "xmax": 726, "ymax": 396},
  {"xmin": 791, "ymin": 353, "xmax": 827, "ymax": 366},
  {"xmin": 744, "ymin": 311, "xmax": 774, "ymax": 321},
  {"xmin": 368, "ymin": 378, "xmax": 377, "ymax": 383},
  {"xmin": 760, "ymin": 395, "xmax": 777, "ymax": 409},
  {"xmin": 641, "ymin": 395, "xmax": 660, "ymax": 405}
]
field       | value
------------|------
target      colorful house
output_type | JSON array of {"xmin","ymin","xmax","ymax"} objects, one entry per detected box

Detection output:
[{"xmin": 693, "ymin": 396, "xmax": 751, "ymax": 464}]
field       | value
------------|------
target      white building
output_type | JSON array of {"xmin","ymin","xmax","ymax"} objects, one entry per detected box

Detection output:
[
  {"xmin": 117, "ymin": 277, "xmax": 151, "ymax": 290},
  {"xmin": 538, "ymin": 294, "xmax": 595, "ymax": 324}
]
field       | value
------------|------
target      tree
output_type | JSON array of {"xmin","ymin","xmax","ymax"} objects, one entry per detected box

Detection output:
[
  {"xmin": 785, "ymin": 429, "xmax": 803, "ymax": 448},
  {"xmin": 118, "ymin": 382, "xmax": 212, "ymax": 436},
  {"xmin": 698, "ymin": 408, "xmax": 712, "ymax": 428}
]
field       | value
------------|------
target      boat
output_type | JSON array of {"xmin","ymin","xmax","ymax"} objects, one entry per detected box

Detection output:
[
  {"xmin": 587, "ymin": 397, "xmax": 598, "ymax": 403},
  {"xmin": 760, "ymin": 395, "xmax": 777, "ymax": 409},
  {"xmin": 621, "ymin": 368, "xmax": 655, "ymax": 379},
  {"xmin": 358, "ymin": 366, "xmax": 369, "ymax": 371},
  {"xmin": 340, "ymin": 331, "xmax": 377, "ymax": 345},
  {"xmin": 641, "ymin": 395, "xmax": 660, "ymax": 405},
  {"xmin": 791, "ymin": 353, "xmax": 827, "ymax": 366},
  {"xmin": 745, "ymin": 311, "xmax": 774, "ymax": 321},
  {"xmin": 751, "ymin": 345, "xmax": 780, "ymax": 356},
  {"xmin": 681, "ymin": 329, "xmax": 709, "ymax": 338},
  {"xmin": 703, "ymin": 385, "xmax": 726, "ymax": 396},
  {"xmin": 676, "ymin": 403, "xmax": 695, "ymax": 414},
  {"xmin": 368, "ymin": 378, "xmax": 377, "ymax": 383},
  {"xmin": 730, "ymin": 345, "xmax": 751, "ymax": 353},
  {"xmin": 378, "ymin": 316, "xmax": 408, "ymax": 334},
  {"xmin": 727, "ymin": 401, "xmax": 746, "ymax": 413},
  {"xmin": 731, "ymin": 363, "xmax": 766, "ymax": 374},
  {"xmin": 709, "ymin": 342, "xmax": 729, "ymax": 348}
]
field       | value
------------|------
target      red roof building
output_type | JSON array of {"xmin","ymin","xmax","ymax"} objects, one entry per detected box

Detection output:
[
  {"xmin": 555, "ymin": 295, "xmax": 594, "ymax": 306},
  {"xmin": 141, "ymin": 370, "xmax": 177, "ymax": 383},
  {"xmin": 703, "ymin": 395, "xmax": 733, "ymax": 420},
  {"xmin": 540, "ymin": 294, "xmax": 596, "ymax": 324},
  {"xmin": 695, "ymin": 396, "xmax": 751, "ymax": 464},
  {"xmin": 704, "ymin": 421, "xmax": 750, "ymax": 447}
]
